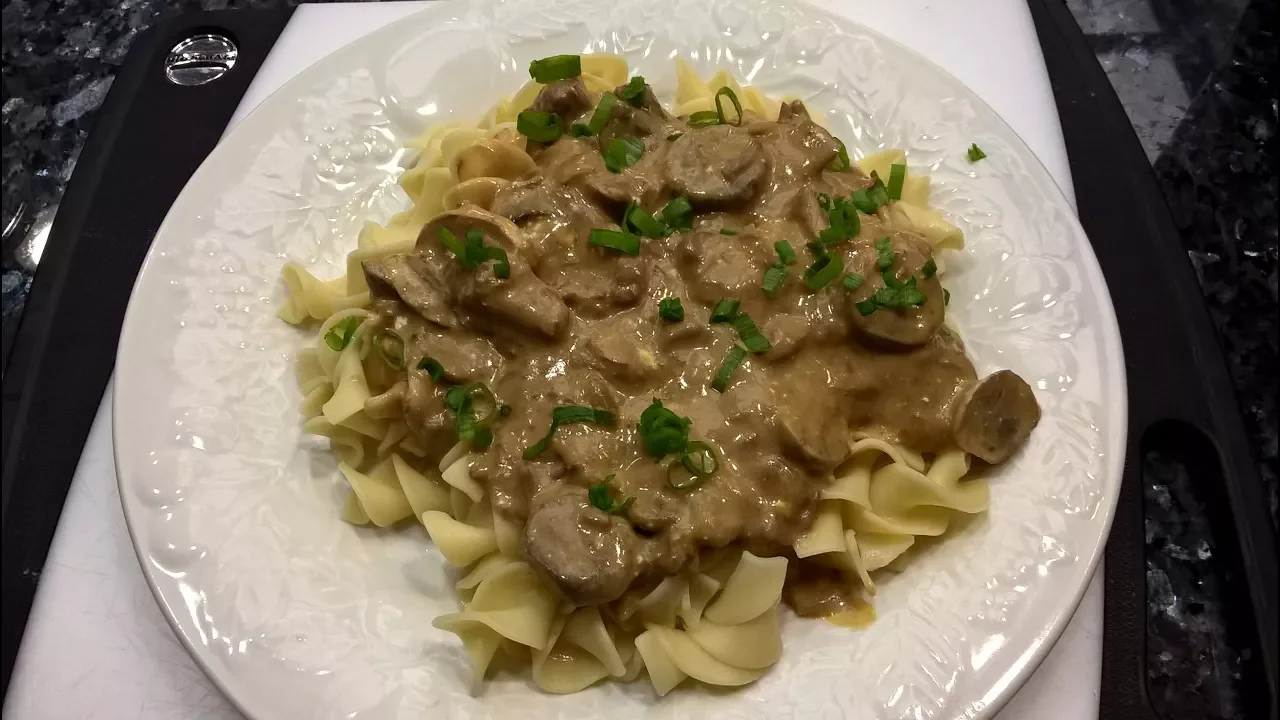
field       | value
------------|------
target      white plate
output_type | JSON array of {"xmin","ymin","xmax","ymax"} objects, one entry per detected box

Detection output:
[{"xmin": 114, "ymin": 0, "xmax": 1126, "ymax": 717}]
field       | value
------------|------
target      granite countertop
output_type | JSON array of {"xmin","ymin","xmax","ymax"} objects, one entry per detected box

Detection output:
[{"xmin": 1, "ymin": 0, "xmax": 1276, "ymax": 718}]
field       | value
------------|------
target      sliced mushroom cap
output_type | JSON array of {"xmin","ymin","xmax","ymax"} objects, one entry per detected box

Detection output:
[
  {"xmin": 442, "ymin": 176, "xmax": 511, "ymax": 212},
  {"xmin": 361, "ymin": 254, "xmax": 457, "ymax": 328},
  {"xmin": 665, "ymin": 125, "xmax": 766, "ymax": 206},
  {"xmin": 451, "ymin": 138, "xmax": 538, "ymax": 182},
  {"xmin": 846, "ymin": 232, "xmax": 945, "ymax": 348},
  {"xmin": 421, "ymin": 205, "xmax": 535, "ymax": 258},
  {"xmin": 531, "ymin": 77, "xmax": 593, "ymax": 120},
  {"xmin": 952, "ymin": 370, "xmax": 1042, "ymax": 464},
  {"xmin": 524, "ymin": 490, "xmax": 639, "ymax": 606},
  {"xmin": 489, "ymin": 178, "xmax": 561, "ymax": 223}
]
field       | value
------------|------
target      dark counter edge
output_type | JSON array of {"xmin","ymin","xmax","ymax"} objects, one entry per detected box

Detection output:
[
  {"xmin": 0, "ymin": 8, "xmax": 296, "ymax": 696},
  {"xmin": 1028, "ymin": 1, "xmax": 1278, "ymax": 719}
]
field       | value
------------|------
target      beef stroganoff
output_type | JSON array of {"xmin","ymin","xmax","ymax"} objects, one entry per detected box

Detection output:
[{"xmin": 278, "ymin": 53, "xmax": 1041, "ymax": 696}]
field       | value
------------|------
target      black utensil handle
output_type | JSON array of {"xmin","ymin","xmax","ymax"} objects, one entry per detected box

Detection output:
[
  {"xmin": 1028, "ymin": 1, "xmax": 1278, "ymax": 719},
  {"xmin": 0, "ymin": 8, "xmax": 295, "ymax": 696}
]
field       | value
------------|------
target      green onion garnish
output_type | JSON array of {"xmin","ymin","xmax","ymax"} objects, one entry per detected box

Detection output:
[
  {"xmin": 731, "ymin": 312, "xmax": 771, "ymax": 353},
  {"xmin": 516, "ymin": 110, "xmax": 562, "ymax": 143},
  {"xmin": 710, "ymin": 299, "xmax": 740, "ymax": 323},
  {"xmin": 667, "ymin": 132, "xmax": 684, "ymax": 141},
  {"xmin": 524, "ymin": 405, "xmax": 618, "ymax": 459},
  {"xmin": 528, "ymin": 54, "xmax": 582, "ymax": 83},
  {"xmin": 761, "ymin": 264, "xmax": 787, "ymax": 298},
  {"xmin": 775, "ymin": 241, "xmax": 797, "ymax": 266},
  {"xmin": 373, "ymin": 329, "xmax": 405, "ymax": 370},
  {"xmin": 417, "ymin": 357, "xmax": 445, "ymax": 383},
  {"xmin": 712, "ymin": 345, "xmax": 748, "ymax": 392},
  {"xmin": 588, "ymin": 475, "xmax": 634, "ymax": 513},
  {"xmin": 588, "ymin": 228, "xmax": 641, "ymax": 256},
  {"xmin": 637, "ymin": 399, "xmax": 691, "ymax": 458},
  {"xmin": 603, "ymin": 135, "xmax": 644, "ymax": 173},
  {"xmin": 659, "ymin": 196, "xmax": 694, "ymax": 231},
  {"xmin": 817, "ymin": 198, "xmax": 860, "ymax": 245},
  {"xmin": 669, "ymin": 440, "xmax": 719, "ymax": 490},
  {"xmin": 849, "ymin": 188, "xmax": 878, "ymax": 214},
  {"xmin": 617, "ymin": 76, "xmax": 648, "ymax": 106},
  {"xmin": 570, "ymin": 123, "xmax": 592, "ymax": 137},
  {"xmin": 688, "ymin": 110, "xmax": 721, "ymax": 128},
  {"xmin": 921, "ymin": 257, "xmax": 937, "ymax": 279},
  {"xmin": 624, "ymin": 203, "xmax": 669, "ymax": 238},
  {"xmin": 806, "ymin": 241, "xmax": 827, "ymax": 257},
  {"xmin": 445, "ymin": 382, "xmax": 502, "ymax": 448},
  {"xmin": 875, "ymin": 236, "xmax": 895, "ymax": 270},
  {"xmin": 843, "ymin": 272, "xmax": 865, "ymax": 291},
  {"xmin": 437, "ymin": 226, "xmax": 509, "ymax": 277},
  {"xmin": 887, "ymin": 163, "xmax": 906, "ymax": 200},
  {"xmin": 323, "ymin": 316, "xmax": 362, "ymax": 351},
  {"xmin": 803, "ymin": 253, "xmax": 845, "ymax": 291},
  {"xmin": 720, "ymin": 228, "xmax": 738, "ymax": 236},
  {"xmin": 829, "ymin": 139, "xmax": 851, "ymax": 171},
  {"xmin": 585, "ymin": 92, "xmax": 618, "ymax": 136},
  {"xmin": 658, "ymin": 297, "xmax": 684, "ymax": 322},
  {"xmin": 714, "ymin": 87, "xmax": 744, "ymax": 126},
  {"xmin": 868, "ymin": 176, "xmax": 890, "ymax": 206},
  {"xmin": 485, "ymin": 245, "xmax": 511, "ymax": 279},
  {"xmin": 856, "ymin": 299, "xmax": 879, "ymax": 316},
  {"xmin": 869, "ymin": 270, "xmax": 927, "ymax": 309},
  {"xmin": 967, "ymin": 143, "xmax": 987, "ymax": 162},
  {"xmin": 817, "ymin": 193, "xmax": 833, "ymax": 210}
]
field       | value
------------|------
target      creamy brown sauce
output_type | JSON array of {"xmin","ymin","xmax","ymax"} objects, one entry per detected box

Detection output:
[{"xmin": 363, "ymin": 78, "xmax": 1040, "ymax": 616}]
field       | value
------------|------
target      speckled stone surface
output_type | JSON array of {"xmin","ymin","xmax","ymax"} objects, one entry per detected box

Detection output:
[{"xmin": 2, "ymin": 1, "xmax": 1276, "ymax": 717}]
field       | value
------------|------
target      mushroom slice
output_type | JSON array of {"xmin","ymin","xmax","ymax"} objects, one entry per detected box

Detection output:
[
  {"xmin": 951, "ymin": 370, "xmax": 1042, "ymax": 464},
  {"xmin": 846, "ymin": 233, "xmax": 945, "ymax": 348},
  {"xmin": 452, "ymin": 138, "xmax": 538, "ymax": 182},
  {"xmin": 665, "ymin": 125, "xmax": 765, "ymax": 206},
  {"xmin": 421, "ymin": 205, "xmax": 535, "ymax": 258},
  {"xmin": 442, "ymin": 177, "xmax": 511, "ymax": 211}
]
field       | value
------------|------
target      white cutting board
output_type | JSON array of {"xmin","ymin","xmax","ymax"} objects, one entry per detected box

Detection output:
[{"xmin": 2, "ymin": 2, "xmax": 1103, "ymax": 718}]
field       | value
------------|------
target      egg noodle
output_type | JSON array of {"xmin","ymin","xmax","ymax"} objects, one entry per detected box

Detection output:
[{"xmin": 278, "ymin": 55, "xmax": 987, "ymax": 695}]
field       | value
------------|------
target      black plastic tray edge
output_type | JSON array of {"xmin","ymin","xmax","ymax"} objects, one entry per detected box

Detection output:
[
  {"xmin": 0, "ymin": 8, "xmax": 295, "ymax": 696},
  {"xmin": 1028, "ymin": 1, "xmax": 1279, "ymax": 719}
]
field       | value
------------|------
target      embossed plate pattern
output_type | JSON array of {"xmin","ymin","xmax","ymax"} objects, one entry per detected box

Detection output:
[{"xmin": 113, "ymin": 1, "xmax": 1126, "ymax": 717}]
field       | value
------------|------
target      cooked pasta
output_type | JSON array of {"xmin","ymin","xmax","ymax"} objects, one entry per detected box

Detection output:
[{"xmin": 277, "ymin": 54, "xmax": 1038, "ymax": 697}]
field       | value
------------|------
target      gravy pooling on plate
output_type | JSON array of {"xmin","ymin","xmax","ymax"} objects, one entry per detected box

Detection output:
[{"xmin": 355, "ymin": 69, "xmax": 1042, "ymax": 618}]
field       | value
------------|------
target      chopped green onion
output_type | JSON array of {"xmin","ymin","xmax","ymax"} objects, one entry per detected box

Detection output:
[
  {"xmin": 588, "ymin": 228, "xmax": 641, "ymax": 256},
  {"xmin": 806, "ymin": 241, "xmax": 827, "ymax": 257},
  {"xmin": 843, "ymin": 272, "xmax": 865, "ymax": 291},
  {"xmin": 570, "ymin": 123, "xmax": 592, "ymax": 137},
  {"xmin": 669, "ymin": 441, "xmax": 719, "ymax": 490},
  {"xmin": 775, "ymin": 241, "xmax": 797, "ymax": 266},
  {"xmin": 323, "ymin": 316, "xmax": 362, "ymax": 351},
  {"xmin": 585, "ymin": 92, "xmax": 618, "ymax": 135},
  {"xmin": 666, "ymin": 132, "xmax": 684, "ymax": 141},
  {"xmin": 637, "ymin": 399, "xmax": 691, "ymax": 458},
  {"xmin": 732, "ymin": 312, "xmax": 771, "ymax": 353},
  {"xmin": 817, "ymin": 199, "xmax": 860, "ymax": 245},
  {"xmin": 712, "ymin": 345, "xmax": 748, "ymax": 392},
  {"xmin": 618, "ymin": 76, "xmax": 648, "ymax": 106},
  {"xmin": 761, "ymin": 264, "xmax": 787, "ymax": 298},
  {"xmin": 524, "ymin": 405, "xmax": 618, "ymax": 459},
  {"xmin": 603, "ymin": 135, "xmax": 645, "ymax": 173},
  {"xmin": 437, "ymin": 226, "xmax": 508, "ymax": 276},
  {"xmin": 875, "ymin": 236, "xmax": 895, "ymax": 270},
  {"xmin": 588, "ymin": 475, "xmax": 634, "ymax": 513},
  {"xmin": 516, "ymin": 110, "xmax": 563, "ymax": 143},
  {"xmin": 803, "ymin": 253, "xmax": 845, "ymax": 291},
  {"xmin": 436, "ymin": 226, "xmax": 469, "ymax": 265},
  {"xmin": 944, "ymin": 288, "xmax": 951, "ymax": 305},
  {"xmin": 659, "ymin": 196, "xmax": 694, "ymax": 231},
  {"xmin": 658, "ymin": 297, "xmax": 685, "ymax": 322},
  {"xmin": 529, "ymin": 54, "xmax": 581, "ymax": 83},
  {"xmin": 714, "ymin": 87, "xmax": 744, "ymax": 126},
  {"xmin": 868, "ymin": 176, "xmax": 890, "ymax": 206},
  {"xmin": 720, "ymin": 228, "xmax": 738, "ymax": 236},
  {"xmin": 373, "ymin": 329, "xmax": 405, "ymax": 370},
  {"xmin": 856, "ymin": 299, "xmax": 879, "ymax": 316},
  {"xmin": 829, "ymin": 139, "xmax": 851, "ymax": 171},
  {"xmin": 624, "ymin": 203, "xmax": 669, "ymax": 238},
  {"xmin": 921, "ymin": 257, "xmax": 937, "ymax": 279},
  {"xmin": 446, "ymin": 382, "xmax": 501, "ymax": 448},
  {"xmin": 967, "ymin": 143, "xmax": 987, "ymax": 162},
  {"xmin": 417, "ymin": 357, "xmax": 445, "ymax": 382},
  {"xmin": 872, "ymin": 270, "xmax": 927, "ymax": 308},
  {"xmin": 816, "ymin": 193, "xmax": 833, "ymax": 210},
  {"xmin": 849, "ymin": 189, "xmax": 878, "ymax": 214},
  {"xmin": 887, "ymin": 163, "xmax": 906, "ymax": 200},
  {"xmin": 710, "ymin": 299, "xmax": 740, "ymax": 323},
  {"xmin": 688, "ymin": 110, "xmax": 721, "ymax": 128}
]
